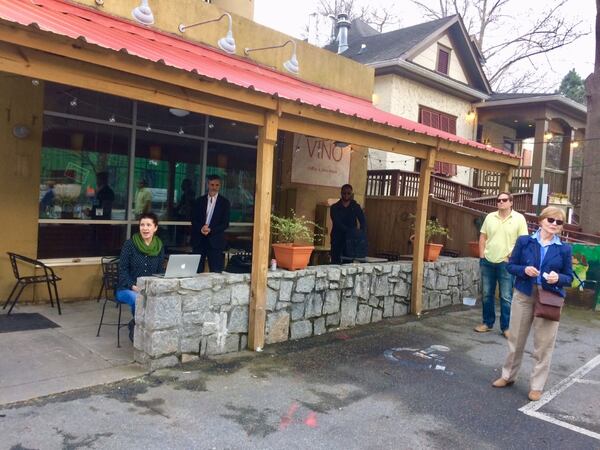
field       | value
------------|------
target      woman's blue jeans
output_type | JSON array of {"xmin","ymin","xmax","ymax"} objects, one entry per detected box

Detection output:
[
  {"xmin": 115, "ymin": 289, "xmax": 137, "ymax": 316},
  {"xmin": 479, "ymin": 258, "xmax": 514, "ymax": 331}
]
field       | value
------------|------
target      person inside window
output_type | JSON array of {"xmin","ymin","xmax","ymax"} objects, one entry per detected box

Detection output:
[
  {"xmin": 116, "ymin": 212, "xmax": 164, "ymax": 342},
  {"xmin": 134, "ymin": 178, "xmax": 152, "ymax": 219},
  {"xmin": 92, "ymin": 171, "xmax": 115, "ymax": 219}
]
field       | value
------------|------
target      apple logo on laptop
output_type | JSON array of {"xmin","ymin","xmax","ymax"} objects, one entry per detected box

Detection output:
[{"xmin": 181, "ymin": 264, "xmax": 186, "ymax": 269}]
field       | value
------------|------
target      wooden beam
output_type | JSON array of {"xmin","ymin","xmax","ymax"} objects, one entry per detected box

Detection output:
[
  {"xmin": 0, "ymin": 23, "xmax": 278, "ymax": 112},
  {"xmin": 435, "ymin": 149, "xmax": 513, "ymax": 172},
  {"xmin": 410, "ymin": 145, "xmax": 438, "ymax": 316},
  {"xmin": 281, "ymin": 104, "xmax": 520, "ymax": 167},
  {"xmin": 248, "ymin": 111, "xmax": 278, "ymax": 351},
  {"xmin": 499, "ymin": 168, "xmax": 514, "ymax": 193},
  {"xmin": 279, "ymin": 115, "xmax": 430, "ymax": 159},
  {"xmin": 0, "ymin": 42, "xmax": 265, "ymax": 126}
]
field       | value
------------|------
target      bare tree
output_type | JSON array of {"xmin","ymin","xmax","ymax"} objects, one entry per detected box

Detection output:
[
  {"xmin": 312, "ymin": 0, "xmax": 398, "ymax": 34},
  {"xmin": 579, "ymin": 0, "xmax": 600, "ymax": 233},
  {"xmin": 411, "ymin": 0, "xmax": 588, "ymax": 92}
]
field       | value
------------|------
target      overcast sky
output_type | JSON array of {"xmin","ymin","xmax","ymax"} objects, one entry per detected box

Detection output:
[{"xmin": 254, "ymin": 0, "xmax": 596, "ymax": 91}]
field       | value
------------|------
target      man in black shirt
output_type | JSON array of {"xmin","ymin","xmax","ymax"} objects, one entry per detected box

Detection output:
[{"xmin": 330, "ymin": 184, "xmax": 367, "ymax": 264}]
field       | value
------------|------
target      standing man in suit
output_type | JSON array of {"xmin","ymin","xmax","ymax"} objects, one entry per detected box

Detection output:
[{"xmin": 191, "ymin": 175, "xmax": 230, "ymax": 273}]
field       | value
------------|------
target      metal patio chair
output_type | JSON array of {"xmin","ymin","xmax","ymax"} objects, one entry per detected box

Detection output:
[
  {"xmin": 95, "ymin": 257, "xmax": 128, "ymax": 347},
  {"xmin": 3, "ymin": 252, "xmax": 62, "ymax": 315}
]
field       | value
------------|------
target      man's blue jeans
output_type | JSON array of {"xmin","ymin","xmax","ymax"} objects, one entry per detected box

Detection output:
[{"xmin": 479, "ymin": 258, "xmax": 514, "ymax": 331}]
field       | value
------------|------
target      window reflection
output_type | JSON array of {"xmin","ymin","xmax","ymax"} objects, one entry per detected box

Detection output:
[
  {"xmin": 206, "ymin": 142, "xmax": 256, "ymax": 223},
  {"xmin": 40, "ymin": 116, "xmax": 130, "ymax": 220},
  {"xmin": 133, "ymin": 130, "xmax": 203, "ymax": 221}
]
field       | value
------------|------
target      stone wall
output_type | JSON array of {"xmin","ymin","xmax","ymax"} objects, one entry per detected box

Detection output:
[{"xmin": 134, "ymin": 258, "xmax": 479, "ymax": 370}]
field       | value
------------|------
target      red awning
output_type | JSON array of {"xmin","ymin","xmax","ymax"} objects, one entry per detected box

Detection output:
[{"xmin": 0, "ymin": 0, "xmax": 515, "ymax": 158}]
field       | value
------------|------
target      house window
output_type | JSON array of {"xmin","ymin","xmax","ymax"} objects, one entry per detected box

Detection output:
[
  {"xmin": 437, "ymin": 47, "xmax": 450, "ymax": 75},
  {"xmin": 503, "ymin": 138, "xmax": 516, "ymax": 153},
  {"xmin": 418, "ymin": 106, "xmax": 458, "ymax": 177}
]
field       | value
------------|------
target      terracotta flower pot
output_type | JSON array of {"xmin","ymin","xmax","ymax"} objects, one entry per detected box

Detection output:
[
  {"xmin": 424, "ymin": 243, "xmax": 443, "ymax": 262},
  {"xmin": 468, "ymin": 241, "xmax": 480, "ymax": 258},
  {"xmin": 272, "ymin": 243, "xmax": 314, "ymax": 270}
]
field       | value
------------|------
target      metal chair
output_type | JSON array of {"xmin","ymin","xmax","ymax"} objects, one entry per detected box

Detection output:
[
  {"xmin": 3, "ymin": 252, "xmax": 62, "ymax": 315},
  {"xmin": 96, "ymin": 257, "xmax": 127, "ymax": 347}
]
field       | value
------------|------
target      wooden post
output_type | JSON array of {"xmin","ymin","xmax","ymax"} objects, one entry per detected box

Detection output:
[
  {"xmin": 410, "ymin": 146, "xmax": 437, "ymax": 316},
  {"xmin": 248, "ymin": 111, "xmax": 278, "ymax": 351},
  {"xmin": 499, "ymin": 168, "xmax": 514, "ymax": 194}
]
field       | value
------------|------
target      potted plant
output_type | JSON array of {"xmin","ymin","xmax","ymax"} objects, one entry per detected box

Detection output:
[
  {"xmin": 410, "ymin": 216, "xmax": 451, "ymax": 262},
  {"xmin": 271, "ymin": 211, "xmax": 321, "ymax": 270},
  {"xmin": 468, "ymin": 216, "xmax": 485, "ymax": 258}
]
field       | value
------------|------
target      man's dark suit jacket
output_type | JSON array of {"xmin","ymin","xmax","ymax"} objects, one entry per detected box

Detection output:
[{"xmin": 190, "ymin": 194, "xmax": 231, "ymax": 251}]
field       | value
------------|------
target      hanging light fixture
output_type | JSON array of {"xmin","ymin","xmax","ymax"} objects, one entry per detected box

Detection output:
[
  {"xmin": 244, "ymin": 39, "xmax": 300, "ymax": 75},
  {"xmin": 169, "ymin": 108, "xmax": 190, "ymax": 118},
  {"xmin": 178, "ymin": 126, "xmax": 185, "ymax": 135},
  {"xmin": 132, "ymin": 0, "xmax": 154, "ymax": 25},
  {"xmin": 179, "ymin": 13, "xmax": 236, "ymax": 54}
]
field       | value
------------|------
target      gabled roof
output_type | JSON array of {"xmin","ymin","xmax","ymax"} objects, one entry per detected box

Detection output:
[
  {"xmin": 327, "ymin": 15, "xmax": 492, "ymax": 96},
  {"xmin": 331, "ymin": 16, "xmax": 456, "ymax": 64}
]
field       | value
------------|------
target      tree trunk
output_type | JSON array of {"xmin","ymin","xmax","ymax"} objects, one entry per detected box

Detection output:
[{"xmin": 579, "ymin": 0, "xmax": 600, "ymax": 233}]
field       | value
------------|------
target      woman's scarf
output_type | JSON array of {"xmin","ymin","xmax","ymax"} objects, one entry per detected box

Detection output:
[{"xmin": 132, "ymin": 232, "xmax": 163, "ymax": 256}]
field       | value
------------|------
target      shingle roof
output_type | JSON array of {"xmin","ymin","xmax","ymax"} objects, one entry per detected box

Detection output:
[
  {"xmin": 489, "ymin": 93, "xmax": 556, "ymax": 101},
  {"xmin": 326, "ymin": 16, "xmax": 456, "ymax": 64}
]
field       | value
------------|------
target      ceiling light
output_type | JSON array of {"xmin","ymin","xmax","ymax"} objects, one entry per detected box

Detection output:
[
  {"xmin": 109, "ymin": 114, "xmax": 116, "ymax": 123},
  {"xmin": 145, "ymin": 124, "xmax": 152, "ymax": 132},
  {"xmin": 69, "ymin": 98, "xmax": 78, "ymax": 107},
  {"xmin": 208, "ymin": 122, "xmax": 215, "ymax": 129},
  {"xmin": 169, "ymin": 108, "xmax": 190, "ymax": 117},
  {"xmin": 178, "ymin": 127, "xmax": 185, "ymax": 135},
  {"xmin": 132, "ymin": 0, "xmax": 154, "ymax": 25},
  {"xmin": 245, "ymin": 39, "xmax": 300, "ymax": 75},
  {"xmin": 179, "ymin": 13, "xmax": 236, "ymax": 54}
]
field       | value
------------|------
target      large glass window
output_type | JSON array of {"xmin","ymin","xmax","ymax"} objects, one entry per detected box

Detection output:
[
  {"xmin": 39, "ymin": 82, "xmax": 257, "ymax": 258},
  {"xmin": 133, "ymin": 139, "xmax": 203, "ymax": 221},
  {"xmin": 39, "ymin": 116, "xmax": 131, "ymax": 220},
  {"xmin": 206, "ymin": 142, "xmax": 256, "ymax": 223}
]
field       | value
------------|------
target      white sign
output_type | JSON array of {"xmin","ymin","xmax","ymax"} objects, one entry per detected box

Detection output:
[
  {"xmin": 532, "ymin": 183, "xmax": 549, "ymax": 206},
  {"xmin": 291, "ymin": 135, "xmax": 351, "ymax": 187}
]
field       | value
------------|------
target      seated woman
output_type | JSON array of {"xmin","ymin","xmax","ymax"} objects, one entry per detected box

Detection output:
[
  {"xmin": 116, "ymin": 212, "xmax": 164, "ymax": 342},
  {"xmin": 492, "ymin": 206, "xmax": 573, "ymax": 401}
]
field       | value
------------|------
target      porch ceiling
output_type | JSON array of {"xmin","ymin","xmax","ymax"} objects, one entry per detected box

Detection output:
[{"xmin": 0, "ymin": 0, "xmax": 519, "ymax": 171}]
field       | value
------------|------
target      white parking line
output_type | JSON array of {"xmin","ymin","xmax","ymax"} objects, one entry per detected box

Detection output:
[{"xmin": 519, "ymin": 354, "xmax": 600, "ymax": 441}]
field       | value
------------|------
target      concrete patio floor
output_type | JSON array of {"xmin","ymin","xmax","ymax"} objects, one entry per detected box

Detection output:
[{"xmin": 0, "ymin": 300, "xmax": 144, "ymax": 405}]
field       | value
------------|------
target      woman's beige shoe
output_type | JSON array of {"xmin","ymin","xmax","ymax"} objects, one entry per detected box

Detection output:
[
  {"xmin": 528, "ymin": 390, "xmax": 543, "ymax": 401},
  {"xmin": 492, "ymin": 378, "xmax": 514, "ymax": 388}
]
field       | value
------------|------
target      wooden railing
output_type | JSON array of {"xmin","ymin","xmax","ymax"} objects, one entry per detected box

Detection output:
[
  {"xmin": 366, "ymin": 170, "xmax": 482, "ymax": 202},
  {"xmin": 570, "ymin": 176, "xmax": 582, "ymax": 206},
  {"xmin": 464, "ymin": 193, "xmax": 535, "ymax": 214},
  {"xmin": 463, "ymin": 197, "xmax": 600, "ymax": 245}
]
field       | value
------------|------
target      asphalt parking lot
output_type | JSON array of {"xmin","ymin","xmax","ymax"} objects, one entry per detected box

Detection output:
[{"xmin": 1, "ymin": 305, "xmax": 598, "ymax": 449}]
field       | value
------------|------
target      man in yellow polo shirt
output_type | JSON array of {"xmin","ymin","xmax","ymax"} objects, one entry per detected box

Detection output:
[{"xmin": 475, "ymin": 192, "xmax": 528, "ymax": 337}]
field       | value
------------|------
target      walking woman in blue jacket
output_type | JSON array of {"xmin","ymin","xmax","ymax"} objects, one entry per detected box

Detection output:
[{"xmin": 492, "ymin": 206, "xmax": 573, "ymax": 401}]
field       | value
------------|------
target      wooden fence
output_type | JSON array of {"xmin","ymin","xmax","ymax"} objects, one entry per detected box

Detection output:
[{"xmin": 364, "ymin": 196, "xmax": 485, "ymax": 258}]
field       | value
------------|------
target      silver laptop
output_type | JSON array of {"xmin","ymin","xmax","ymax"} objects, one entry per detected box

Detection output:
[{"xmin": 154, "ymin": 254, "xmax": 201, "ymax": 278}]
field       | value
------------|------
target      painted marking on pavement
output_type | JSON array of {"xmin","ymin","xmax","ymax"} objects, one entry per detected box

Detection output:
[{"xmin": 519, "ymin": 354, "xmax": 600, "ymax": 441}]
